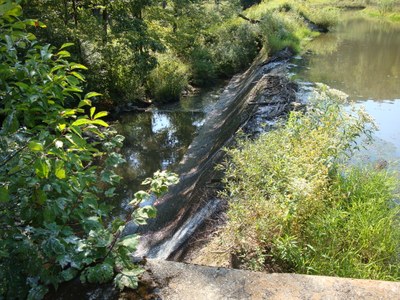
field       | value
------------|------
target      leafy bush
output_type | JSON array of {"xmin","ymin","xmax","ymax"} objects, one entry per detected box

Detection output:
[
  {"xmin": 189, "ymin": 46, "xmax": 217, "ymax": 86},
  {"xmin": 147, "ymin": 53, "xmax": 189, "ymax": 103},
  {"xmin": 220, "ymin": 87, "xmax": 400, "ymax": 280},
  {"xmin": 0, "ymin": 3, "xmax": 177, "ymax": 298},
  {"xmin": 259, "ymin": 12, "xmax": 302, "ymax": 53},
  {"xmin": 208, "ymin": 19, "xmax": 261, "ymax": 77}
]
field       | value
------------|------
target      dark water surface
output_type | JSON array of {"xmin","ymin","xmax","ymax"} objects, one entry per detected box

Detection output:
[
  {"xmin": 112, "ymin": 85, "xmax": 224, "ymax": 212},
  {"xmin": 291, "ymin": 15, "xmax": 400, "ymax": 164}
]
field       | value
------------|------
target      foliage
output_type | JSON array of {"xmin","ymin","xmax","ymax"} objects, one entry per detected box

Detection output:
[
  {"xmin": 207, "ymin": 19, "xmax": 261, "ymax": 77},
  {"xmin": 377, "ymin": 0, "xmax": 396, "ymax": 15},
  {"xmin": 147, "ymin": 52, "xmax": 189, "ymax": 102},
  {"xmin": 23, "ymin": 0, "xmax": 163, "ymax": 104},
  {"xmin": 220, "ymin": 87, "xmax": 400, "ymax": 280},
  {"xmin": 0, "ymin": 2, "xmax": 178, "ymax": 298}
]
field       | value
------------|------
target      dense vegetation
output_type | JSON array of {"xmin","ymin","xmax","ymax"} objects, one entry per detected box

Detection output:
[
  {"xmin": 219, "ymin": 87, "xmax": 400, "ymax": 280},
  {"xmin": 0, "ymin": 2, "xmax": 177, "ymax": 298},
  {"xmin": 2, "ymin": 0, "xmax": 399, "ymax": 298},
  {"xmin": 20, "ymin": 0, "xmax": 341, "ymax": 107}
]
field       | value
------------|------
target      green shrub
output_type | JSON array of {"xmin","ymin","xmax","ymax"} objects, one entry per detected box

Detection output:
[
  {"xmin": 259, "ymin": 12, "xmax": 301, "ymax": 53},
  {"xmin": 208, "ymin": 20, "xmax": 261, "ymax": 77},
  {"xmin": 189, "ymin": 46, "xmax": 217, "ymax": 86},
  {"xmin": 220, "ymin": 87, "xmax": 400, "ymax": 280},
  {"xmin": 0, "ymin": 3, "xmax": 178, "ymax": 297},
  {"xmin": 147, "ymin": 53, "xmax": 189, "ymax": 103}
]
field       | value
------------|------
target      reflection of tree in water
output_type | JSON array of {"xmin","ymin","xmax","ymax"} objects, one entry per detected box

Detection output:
[
  {"xmin": 298, "ymin": 17, "xmax": 400, "ymax": 101},
  {"xmin": 112, "ymin": 110, "xmax": 203, "ymax": 208}
]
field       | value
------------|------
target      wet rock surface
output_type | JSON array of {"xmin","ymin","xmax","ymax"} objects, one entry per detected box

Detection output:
[{"xmin": 146, "ymin": 259, "xmax": 400, "ymax": 300}]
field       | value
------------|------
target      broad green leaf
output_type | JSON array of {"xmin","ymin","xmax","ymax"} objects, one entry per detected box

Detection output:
[
  {"xmin": 84, "ymin": 92, "xmax": 102, "ymax": 99},
  {"xmin": 55, "ymin": 160, "xmax": 66, "ymax": 179},
  {"xmin": 70, "ymin": 63, "xmax": 88, "ymax": 70},
  {"xmin": 15, "ymin": 82, "xmax": 29, "ymax": 90},
  {"xmin": 2, "ymin": 110, "xmax": 19, "ymax": 133},
  {"xmin": 78, "ymin": 99, "xmax": 92, "ymax": 108},
  {"xmin": 34, "ymin": 159, "xmax": 50, "ymax": 179},
  {"xmin": 57, "ymin": 50, "xmax": 71, "ymax": 58},
  {"xmin": 114, "ymin": 270, "xmax": 142, "ymax": 290},
  {"xmin": 94, "ymin": 111, "xmax": 108, "ymax": 119},
  {"xmin": 28, "ymin": 141, "xmax": 44, "ymax": 152},
  {"xmin": 91, "ymin": 119, "xmax": 109, "ymax": 127},
  {"xmin": 57, "ymin": 123, "xmax": 66, "ymax": 132},
  {"xmin": 133, "ymin": 191, "xmax": 149, "ymax": 202},
  {"xmin": 0, "ymin": 187, "xmax": 9, "ymax": 203},
  {"xmin": 71, "ymin": 118, "xmax": 91, "ymax": 127},
  {"xmin": 105, "ymin": 187, "xmax": 116, "ymax": 198},
  {"xmin": 71, "ymin": 71, "xmax": 85, "ymax": 81},
  {"xmin": 118, "ymin": 235, "xmax": 139, "ymax": 251},
  {"xmin": 60, "ymin": 42, "xmax": 74, "ymax": 50},
  {"xmin": 61, "ymin": 109, "xmax": 77, "ymax": 117}
]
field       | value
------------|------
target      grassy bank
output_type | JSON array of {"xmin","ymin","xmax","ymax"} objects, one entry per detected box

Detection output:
[{"xmin": 206, "ymin": 87, "xmax": 400, "ymax": 280}]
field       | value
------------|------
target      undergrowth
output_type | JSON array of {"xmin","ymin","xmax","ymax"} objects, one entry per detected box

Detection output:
[{"xmin": 220, "ymin": 86, "xmax": 400, "ymax": 280}]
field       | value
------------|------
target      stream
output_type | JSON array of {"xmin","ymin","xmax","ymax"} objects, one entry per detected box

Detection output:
[
  {"xmin": 290, "ymin": 14, "xmax": 400, "ymax": 168},
  {"xmin": 111, "ymin": 85, "xmax": 225, "ymax": 214}
]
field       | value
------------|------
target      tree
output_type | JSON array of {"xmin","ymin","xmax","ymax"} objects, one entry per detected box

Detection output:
[{"xmin": 0, "ymin": 1, "xmax": 177, "ymax": 298}]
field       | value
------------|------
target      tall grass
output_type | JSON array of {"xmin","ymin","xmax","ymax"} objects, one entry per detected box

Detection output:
[{"xmin": 220, "ymin": 88, "xmax": 400, "ymax": 280}]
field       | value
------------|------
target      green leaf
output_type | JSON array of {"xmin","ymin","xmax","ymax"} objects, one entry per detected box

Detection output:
[
  {"xmin": 78, "ymin": 99, "xmax": 92, "ymax": 108},
  {"xmin": 27, "ymin": 284, "xmax": 48, "ymax": 300},
  {"xmin": 81, "ymin": 263, "xmax": 114, "ymax": 284},
  {"xmin": 71, "ymin": 118, "xmax": 91, "ymax": 127},
  {"xmin": 60, "ymin": 42, "xmax": 74, "ymax": 50},
  {"xmin": 33, "ymin": 188, "xmax": 47, "ymax": 205},
  {"xmin": 105, "ymin": 187, "xmax": 116, "ymax": 198},
  {"xmin": 70, "ymin": 71, "xmax": 85, "ymax": 81},
  {"xmin": 94, "ymin": 111, "xmax": 108, "ymax": 119},
  {"xmin": 114, "ymin": 270, "xmax": 142, "ymax": 290},
  {"xmin": 0, "ymin": 187, "xmax": 9, "ymax": 203},
  {"xmin": 133, "ymin": 191, "xmax": 150, "ymax": 202},
  {"xmin": 15, "ymin": 82, "xmax": 29, "ymax": 90},
  {"xmin": 91, "ymin": 119, "xmax": 109, "ymax": 127},
  {"xmin": 84, "ymin": 92, "xmax": 102, "ymax": 99},
  {"xmin": 57, "ymin": 50, "xmax": 71, "ymax": 58},
  {"xmin": 28, "ymin": 141, "xmax": 44, "ymax": 152},
  {"xmin": 90, "ymin": 107, "xmax": 96, "ymax": 119},
  {"xmin": 2, "ymin": 110, "xmax": 19, "ymax": 133},
  {"xmin": 34, "ymin": 159, "xmax": 50, "ymax": 179},
  {"xmin": 55, "ymin": 160, "xmax": 66, "ymax": 179},
  {"xmin": 70, "ymin": 63, "xmax": 88, "ymax": 70},
  {"xmin": 118, "ymin": 235, "xmax": 139, "ymax": 251},
  {"xmin": 60, "ymin": 268, "xmax": 78, "ymax": 281}
]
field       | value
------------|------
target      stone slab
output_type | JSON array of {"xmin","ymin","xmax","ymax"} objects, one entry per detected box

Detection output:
[{"xmin": 146, "ymin": 259, "xmax": 400, "ymax": 300}]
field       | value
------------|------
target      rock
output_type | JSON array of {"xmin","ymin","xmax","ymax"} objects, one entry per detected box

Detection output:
[{"xmin": 146, "ymin": 259, "xmax": 400, "ymax": 300}]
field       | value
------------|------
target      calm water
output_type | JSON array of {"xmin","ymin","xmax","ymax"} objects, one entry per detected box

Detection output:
[
  {"xmin": 112, "ymin": 86, "xmax": 224, "ymax": 211},
  {"xmin": 291, "ymin": 15, "xmax": 400, "ymax": 165}
]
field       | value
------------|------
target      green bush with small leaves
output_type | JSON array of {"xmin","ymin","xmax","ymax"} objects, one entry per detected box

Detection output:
[{"xmin": 221, "ymin": 87, "xmax": 400, "ymax": 280}]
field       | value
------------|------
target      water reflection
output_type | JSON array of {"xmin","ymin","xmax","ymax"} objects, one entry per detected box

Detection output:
[
  {"xmin": 111, "ymin": 85, "xmax": 225, "ymax": 211},
  {"xmin": 292, "ymin": 16, "xmax": 400, "ymax": 101},
  {"xmin": 291, "ymin": 15, "xmax": 400, "ymax": 169}
]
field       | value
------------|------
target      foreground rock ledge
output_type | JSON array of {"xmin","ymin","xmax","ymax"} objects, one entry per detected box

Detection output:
[{"xmin": 146, "ymin": 259, "xmax": 400, "ymax": 299}]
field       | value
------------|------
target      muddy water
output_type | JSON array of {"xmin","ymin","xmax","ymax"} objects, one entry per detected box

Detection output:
[{"xmin": 291, "ymin": 16, "xmax": 400, "ymax": 165}]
